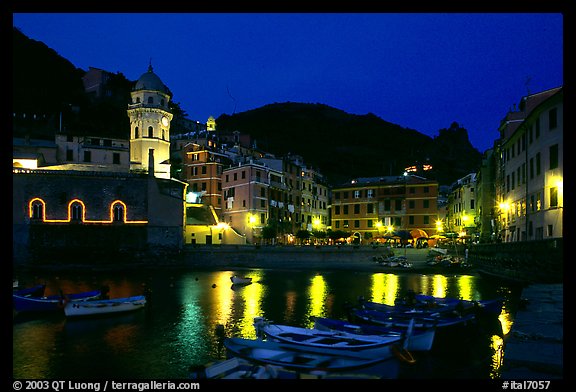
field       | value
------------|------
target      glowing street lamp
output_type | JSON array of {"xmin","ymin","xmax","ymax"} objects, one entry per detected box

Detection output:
[
  {"xmin": 313, "ymin": 218, "xmax": 322, "ymax": 230},
  {"xmin": 435, "ymin": 219, "xmax": 444, "ymax": 233}
]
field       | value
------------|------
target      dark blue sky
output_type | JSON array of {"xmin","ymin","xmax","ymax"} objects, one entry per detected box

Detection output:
[{"xmin": 13, "ymin": 13, "xmax": 563, "ymax": 153}]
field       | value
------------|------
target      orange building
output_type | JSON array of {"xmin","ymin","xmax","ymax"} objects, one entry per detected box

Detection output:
[{"xmin": 331, "ymin": 174, "xmax": 439, "ymax": 243}]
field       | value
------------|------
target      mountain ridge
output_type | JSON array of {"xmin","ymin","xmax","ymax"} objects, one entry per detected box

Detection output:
[{"xmin": 12, "ymin": 26, "xmax": 482, "ymax": 186}]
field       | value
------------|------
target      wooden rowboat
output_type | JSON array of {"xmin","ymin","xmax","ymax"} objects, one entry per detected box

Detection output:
[
  {"xmin": 64, "ymin": 295, "xmax": 146, "ymax": 317},
  {"xmin": 224, "ymin": 336, "xmax": 400, "ymax": 374},
  {"xmin": 230, "ymin": 275, "xmax": 252, "ymax": 285},
  {"xmin": 13, "ymin": 286, "xmax": 101, "ymax": 313},
  {"xmin": 253, "ymin": 317, "xmax": 403, "ymax": 351}
]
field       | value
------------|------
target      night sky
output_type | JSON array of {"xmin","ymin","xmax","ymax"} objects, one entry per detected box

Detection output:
[{"xmin": 12, "ymin": 12, "xmax": 563, "ymax": 153}]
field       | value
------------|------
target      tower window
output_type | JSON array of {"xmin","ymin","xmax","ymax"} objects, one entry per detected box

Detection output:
[
  {"xmin": 148, "ymin": 97, "xmax": 153, "ymax": 104},
  {"xmin": 135, "ymin": 127, "xmax": 139, "ymax": 138},
  {"xmin": 148, "ymin": 126, "xmax": 153, "ymax": 138},
  {"xmin": 71, "ymin": 203, "xmax": 83, "ymax": 221},
  {"xmin": 113, "ymin": 204, "xmax": 124, "ymax": 222},
  {"xmin": 31, "ymin": 202, "xmax": 43, "ymax": 220}
]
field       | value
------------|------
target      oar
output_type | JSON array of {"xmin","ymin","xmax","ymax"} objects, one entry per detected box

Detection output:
[{"xmin": 403, "ymin": 318, "xmax": 415, "ymax": 350}]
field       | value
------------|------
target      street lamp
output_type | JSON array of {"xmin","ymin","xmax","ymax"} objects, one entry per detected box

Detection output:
[{"xmin": 435, "ymin": 219, "xmax": 444, "ymax": 233}]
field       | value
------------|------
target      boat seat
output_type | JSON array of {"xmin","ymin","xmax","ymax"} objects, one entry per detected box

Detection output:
[{"xmin": 204, "ymin": 357, "xmax": 242, "ymax": 378}]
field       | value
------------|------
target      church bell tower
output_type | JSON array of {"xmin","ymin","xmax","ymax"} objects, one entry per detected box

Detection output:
[{"xmin": 127, "ymin": 63, "xmax": 173, "ymax": 179}]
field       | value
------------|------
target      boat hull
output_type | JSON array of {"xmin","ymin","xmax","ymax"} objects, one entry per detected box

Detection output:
[
  {"xmin": 224, "ymin": 337, "xmax": 398, "ymax": 373},
  {"xmin": 255, "ymin": 321, "xmax": 402, "ymax": 351},
  {"xmin": 13, "ymin": 289, "xmax": 101, "ymax": 313},
  {"xmin": 64, "ymin": 295, "xmax": 146, "ymax": 317},
  {"xmin": 313, "ymin": 317, "xmax": 436, "ymax": 352}
]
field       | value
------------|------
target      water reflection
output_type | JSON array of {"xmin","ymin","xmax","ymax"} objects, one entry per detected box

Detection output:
[
  {"xmin": 13, "ymin": 269, "xmax": 523, "ymax": 380},
  {"xmin": 235, "ymin": 270, "xmax": 265, "ymax": 338},
  {"xmin": 305, "ymin": 274, "xmax": 328, "ymax": 328},
  {"xmin": 489, "ymin": 335, "xmax": 505, "ymax": 378},
  {"xmin": 370, "ymin": 273, "xmax": 399, "ymax": 305},
  {"xmin": 430, "ymin": 274, "xmax": 449, "ymax": 298},
  {"xmin": 177, "ymin": 275, "xmax": 208, "ymax": 360}
]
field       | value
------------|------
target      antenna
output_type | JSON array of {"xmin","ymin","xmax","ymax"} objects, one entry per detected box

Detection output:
[
  {"xmin": 525, "ymin": 75, "xmax": 532, "ymax": 95},
  {"xmin": 226, "ymin": 85, "xmax": 237, "ymax": 115}
]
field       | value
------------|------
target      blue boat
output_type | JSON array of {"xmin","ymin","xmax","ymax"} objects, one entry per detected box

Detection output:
[
  {"xmin": 13, "ymin": 288, "xmax": 102, "ymax": 313},
  {"xmin": 358, "ymin": 293, "xmax": 503, "ymax": 318},
  {"xmin": 351, "ymin": 307, "xmax": 476, "ymax": 329},
  {"xmin": 313, "ymin": 316, "xmax": 436, "ymax": 352},
  {"xmin": 13, "ymin": 284, "xmax": 46, "ymax": 297},
  {"xmin": 223, "ymin": 336, "xmax": 401, "ymax": 376}
]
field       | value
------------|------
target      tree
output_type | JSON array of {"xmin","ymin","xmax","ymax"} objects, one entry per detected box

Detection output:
[
  {"xmin": 295, "ymin": 229, "xmax": 311, "ymax": 245},
  {"xmin": 261, "ymin": 225, "xmax": 277, "ymax": 245}
]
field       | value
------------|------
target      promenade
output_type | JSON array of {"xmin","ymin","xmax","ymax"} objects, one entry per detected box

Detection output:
[
  {"xmin": 178, "ymin": 245, "xmax": 457, "ymax": 274},
  {"xmin": 501, "ymin": 283, "xmax": 564, "ymax": 380}
]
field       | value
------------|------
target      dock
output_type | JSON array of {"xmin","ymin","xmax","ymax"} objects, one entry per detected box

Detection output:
[{"xmin": 501, "ymin": 283, "xmax": 563, "ymax": 379}]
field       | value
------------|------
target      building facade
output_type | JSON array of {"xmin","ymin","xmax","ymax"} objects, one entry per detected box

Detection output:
[
  {"xmin": 446, "ymin": 173, "xmax": 477, "ymax": 238},
  {"xmin": 496, "ymin": 87, "xmax": 563, "ymax": 242},
  {"xmin": 331, "ymin": 174, "xmax": 439, "ymax": 243}
]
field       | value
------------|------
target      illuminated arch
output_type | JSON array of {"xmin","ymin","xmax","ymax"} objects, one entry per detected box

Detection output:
[
  {"xmin": 29, "ymin": 198, "xmax": 45, "ymax": 220},
  {"xmin": 26, "ymin": 197, "xmax": 147, "ymax": 224},
  {"xmin": 69, "ymin": 199, "xmax": 85, "ymax": 221},
  {"xmin": 111, "ymin": 200, "xmax": 126, "ymax": 222}
]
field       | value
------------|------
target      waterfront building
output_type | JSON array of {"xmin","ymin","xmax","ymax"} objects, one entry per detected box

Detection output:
[
  {"xmin": 496, "ymin": 86, "xmax": 563, "ymax": 242},
  {"xmin": 475, "ymin": 146, "xmax": 499, "ymax": 242},
  {"xmin": 221, "ymin": 159, "xmax": 282, "ymax": 244},
  {"xmin": 331, "ymin": 174, "xmax": 439, "ymax": 243},
  {"xmin": 179, "ymin": 138, "xmax": 232, "ymax": 220},
  {"xmin": 299, "ymin": 164, "xmax": 330, "ymax": 233},
  {"xmin": 446, "ymin": 173, "xmax": 477, "ymax": 240},
  {"xmin": 13, "ymin": 168, "xmax": 187, "ymax": 262},
  {"xmin": 13, "ymin": 64, "xmax": 190, "ymax": 262}
]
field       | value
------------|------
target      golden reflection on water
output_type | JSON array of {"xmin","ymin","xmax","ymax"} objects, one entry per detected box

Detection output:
[
  {"xmin": 284, "ymin": 291, "xmax": 297, "ymax": 323},
  {"xmin": 489, "ymin": 334, "xmax": 505, "ymax": 378},
  {"xmin": 370, "ymin": 273, "xmax": 399, "ymax": 305},
  {"xmin": 498, "ymin": 304, "xmax": 514, "ymax": 336},
  {"xmin": 236, "ymin": 270, "xmax": 266, "ymax": 339},
  {"xmin": 304, "ymin": 274, "xmax": 328, "ymax": 328},
  {"xmin": 456, "ymin": 275, "xmax": 475, "ymax": 301},
  {"xmin": 431, "ymin": 274, "xmax": 448, "ymax": 298},
  {"xmin": 211, "ymin": 273, "xmax": 234, "ymax": 327}
]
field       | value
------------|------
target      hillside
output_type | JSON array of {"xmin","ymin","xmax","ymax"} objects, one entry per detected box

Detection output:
[
  {"xmin": 216, "ymin": 104, "xmax": 482, "ymax": 185},
  {"xmin": 12, "ymin": 27, "xmax": 482, "ymax": 186}
]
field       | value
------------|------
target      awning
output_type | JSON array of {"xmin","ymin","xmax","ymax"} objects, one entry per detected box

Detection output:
[{"xmin": 410, "ymin": 229, "xmax": 429, "ymax": 239}]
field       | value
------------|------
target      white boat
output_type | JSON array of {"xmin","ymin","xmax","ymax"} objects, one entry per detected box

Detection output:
[
  {"xmin": 253, "ymin": 317, "xmax": 403, "ymax": 351},
  {"xmin": 191, "ymin": 357, "xmax": 285, "ymax": 379},
  {"xmin": 224, "ymin": 337, "xmax": 401, "ymax": 374},
  {"xmin": 64, "ymin": 295, "xmax": 146, "ymax": 317},
  {"xmin": 230, "ymin": 275, "xmax": 252, "ymax": 285}
]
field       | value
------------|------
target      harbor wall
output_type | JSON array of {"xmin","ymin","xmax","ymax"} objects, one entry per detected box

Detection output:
[{"xmin": 468, "ymin": 239, "xmax": 563, "ymax": 284}]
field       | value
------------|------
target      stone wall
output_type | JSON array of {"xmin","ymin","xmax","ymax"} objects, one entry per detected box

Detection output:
[{"xmin": 469, "ymin": 239, "xmax": 563, "ymax": 283}]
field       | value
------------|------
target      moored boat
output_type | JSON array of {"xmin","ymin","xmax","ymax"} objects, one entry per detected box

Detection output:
[
  {"xmin": 313, "ymin": 316, "xmax": 436, "ymax": 352},
  {"xmin": 13, "ymin": 288, "xmax": 102, "ymax": 313},
  {"xmin": 230, "ymin": 275, "xmax": 252, "ymax": 285},
  {"xmin": 253, "ymin": 317, "xmax": 403, "ymax": 351},
  {"xmin": 223, "ymin": 336, "xmax": 401, "ymax": 375},
  {"xmin": 350, "ymin": 307, "xmax": 475, "ymax": 329},
  {"xmin": 13, "ymin": 284, "xmax": 46, "ymax": 297},
  {"xmin": 64, "ymin": 295, "xmax": 147, "ymax": 317}
]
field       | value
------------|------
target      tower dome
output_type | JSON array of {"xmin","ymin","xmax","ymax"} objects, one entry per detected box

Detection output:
[{"xmin": 134, "ymin": 63, "xmax": 169, "ymax": 93}]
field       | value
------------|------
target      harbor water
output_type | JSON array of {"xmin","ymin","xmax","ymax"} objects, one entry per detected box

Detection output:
[{"xmin": 13, "ymin": 267, "xmax": 523, "ymax": 380}]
